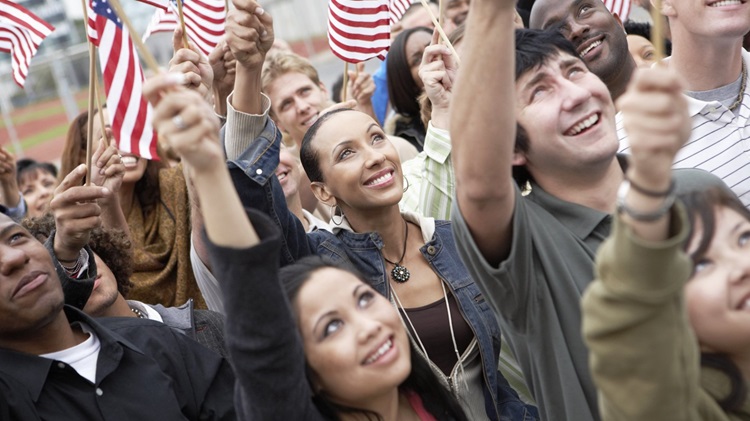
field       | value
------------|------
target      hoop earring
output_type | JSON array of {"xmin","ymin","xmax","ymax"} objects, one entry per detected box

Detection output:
[
  {"xmin": 330, "ymin": 204, "xmax": 345, "ymax": 226},
  {"xmin": 403, "ymin": 176, "xmax": 411, "ymax": 193}
]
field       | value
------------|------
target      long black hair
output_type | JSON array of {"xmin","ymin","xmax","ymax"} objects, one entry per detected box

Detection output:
[
  {"xmin": 280, "ymin": 255, "xmax": 468, "ymax": 421},
  {"xmin": 387, "ymin": 26, "xmax": 432, "ymax": 119},
  {"xmin": 680, "ymin": 187, "xmax": 749, "ymax": 413}
]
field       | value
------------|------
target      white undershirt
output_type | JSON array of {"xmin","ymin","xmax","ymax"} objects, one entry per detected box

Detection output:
[{"xmin": 40, "ymin": 322, "xmax": 101, "ymax": 383}]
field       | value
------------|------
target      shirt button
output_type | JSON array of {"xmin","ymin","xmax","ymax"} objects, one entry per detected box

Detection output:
[
  {"xmin": 427, "ymin": 246, "xmax": 437, "ymax": 255},
  {"xmin": 255, "ymin": 168, "xmax": 263, "ymax": 175},
  {"xmin": 57, "ymin": 362, "xmax": 65, "ymax": 369},
  {"xmin": 96, "ymin": 388, "xmax": 103, "ymax": 396}
]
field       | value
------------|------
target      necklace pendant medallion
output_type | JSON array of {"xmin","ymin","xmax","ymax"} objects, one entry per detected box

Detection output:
[{"xmin": 391, "ymin": 264, "xmax": 410, "ymax": 283}]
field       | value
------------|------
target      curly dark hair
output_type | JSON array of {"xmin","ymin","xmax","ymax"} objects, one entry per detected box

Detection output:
[{"xmin": 22, "ymin": 214, "xmax": 135, "ymax": 297}]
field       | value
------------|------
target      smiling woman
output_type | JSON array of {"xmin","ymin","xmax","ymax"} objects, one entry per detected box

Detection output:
[
  {"xmin": 224, "ymin": 103, "xmax": 537, "ymax": 420},
  {"xmin": 56, "ymin": 109, "xmax": 203, "ymax": 309}
]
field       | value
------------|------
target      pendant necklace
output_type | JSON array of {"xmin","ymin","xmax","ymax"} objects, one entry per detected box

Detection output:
[{"xmin": 383, "ymin": 219, "xmax": 410, "ymax": 283}]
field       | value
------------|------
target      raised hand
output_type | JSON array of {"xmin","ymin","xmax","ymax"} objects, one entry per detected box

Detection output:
[
  {"xmin": 0, "ymin": 147, "xmax": 20, "ymax": 208},
  {"xmin": 419, "ymin": 30, "xmax": 459, "ymax": 129},
  {"xmin": 346, "ymin": 62, "xmax": 376, "ymax": 112},
  {"xmin": 617, "ymin": 66, "xmax": 688, "ymax": 191},
  {"xmin": 209, "ymin": 38, "xmax": 237, "ymax": 116},
  {"xmin": 168, "ymin": 27, "xmax": 214, "ymax": 99},
  {"xmin": 89, "ymin": 132, "xmax": 125, "ymax": 196},
  {"xmin": 50, "ymin": 164, "xmax": 111, "ymax": 262},
  {"xmin": 226, "ymin": 0, "xmax": 274, "ymax": 72},
  {"xmin": 143, "ymin": 73, "xmax": 223, "ymax": 174}
]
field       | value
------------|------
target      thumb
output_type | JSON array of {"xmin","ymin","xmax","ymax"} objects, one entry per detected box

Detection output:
[
  {"xmin": 172, "ymin": 26, "xmax": 184, "ymax": 54},
  {"xmin": 56, "ymin": 164, "xmax": 87, "ymax": 194}
]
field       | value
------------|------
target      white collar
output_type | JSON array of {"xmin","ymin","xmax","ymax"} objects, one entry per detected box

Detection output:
[{"xmin": 331, "ymin": 210, "xmax": 436, "ymax": 243}]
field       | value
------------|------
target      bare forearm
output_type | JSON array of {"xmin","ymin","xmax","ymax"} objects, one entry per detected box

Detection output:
[
  {"xmin": 451, "ymin": 2, "xmax": 517, "ymax": 264},
  {"xmin": 232, "ymin": 67, "xmax": 263, "ymax": 115},
  {"xmin": 191, "ymin": 163, "xmax": 258, "ymax": 248},
  {"xmin": 451, "ymin": 4, "xmax": 516, "ymax": 194}
]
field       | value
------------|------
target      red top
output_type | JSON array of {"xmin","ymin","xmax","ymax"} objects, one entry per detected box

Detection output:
[{"xmin": 405, "ymin": 390, "xmax": 437, "ymax": 421}]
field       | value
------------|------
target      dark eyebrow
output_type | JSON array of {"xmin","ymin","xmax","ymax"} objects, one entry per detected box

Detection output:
[
  {"xmin": 353, "ymin": 284, "xmax": 367, "ymax": 297},
  {"xmin": 0, "ymin": 223, "xmax": 21, "ymax": 240},
  {"xmin": 332, "ymin": 140, "xmax": 355, "ymax": 159},
  {"xmin": 313, "ymin": 310, "xmax": 337, "ymax": 336},
  {"xmin": 731, "ymin": 221, "xmax": 744, "ymax": 236},
  {"xmin": 543, "ymin": 0, "xmax": 587, "ymax": 29},
  {"xmin": 521, "ymin": 70, "xmax": 551, "ymax": 97},
  {"xmin": 560, "ymin": 57, "xmax": 583, "ymax": 69}
]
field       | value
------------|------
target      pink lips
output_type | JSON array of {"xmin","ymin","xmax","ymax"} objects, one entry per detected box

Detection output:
[
  {"xmin": 364, "ymin": 169, "xmax": 395, "ymax": 188},
  {"xmin": 12, "ymin": 271, "xmax": 48, "ymax": 299}
]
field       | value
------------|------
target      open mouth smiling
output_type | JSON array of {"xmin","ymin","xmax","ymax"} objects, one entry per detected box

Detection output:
[{"xmin": 564, "ymin": 113, "xmax": 601, "ymax": 136}]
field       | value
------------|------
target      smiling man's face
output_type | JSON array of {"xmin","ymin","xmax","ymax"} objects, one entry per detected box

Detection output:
[{"xmin": 530, "ymin": 0, "xmax": 630, "ymax": 91}]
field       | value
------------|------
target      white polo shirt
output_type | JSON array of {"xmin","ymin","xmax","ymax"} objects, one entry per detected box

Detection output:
[{"xmin": 617, "ymin": 49, "xmax": 750, "ymax": 206}]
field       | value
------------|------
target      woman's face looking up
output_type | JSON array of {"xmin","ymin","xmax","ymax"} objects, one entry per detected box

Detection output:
[{"xmin": 293, "ymin": 267, "xmax": 411, "ymax": 405}]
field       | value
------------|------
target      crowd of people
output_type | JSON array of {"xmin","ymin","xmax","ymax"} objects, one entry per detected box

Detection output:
[{"xmin": 0, "ymin": 0, "xmax": 749, "ymax": 419}]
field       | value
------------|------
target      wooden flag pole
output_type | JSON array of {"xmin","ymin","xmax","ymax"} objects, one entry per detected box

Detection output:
[
  {"xmin": 342, "ymin": 62, "xmax": 349, "ymax": 102},
  {"xmin": 650, "ymin": 0, "xmax": 664, "ymax": 61},
  {"xmin": 438, "ymin": 0, "xmax": 445, "ymax": 29},
  {"xmin": 80, "ymin": 0, "xmax": 96, "ymax": 185},
  {"xmin": 94, "ymin": 70, "xmax": 108, "ymax": 147},
  {"xmin": 418, "ymin": 0, "xmax": 460, "ymax": 65},
  {"xmin": 175, "ymin": 0, "xmax": 190, "ymax": 48},
  {"xmin": 85, "ymin": 43, "xmax": 97, "ymax": 186},
  {"xmin": 107, "ymin": 0, "xmax": 161, "ymax": 75}
]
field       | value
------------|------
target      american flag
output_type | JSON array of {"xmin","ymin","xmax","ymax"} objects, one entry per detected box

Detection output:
[
  {"xmin": 87, "ymin": 0, "xmax": 159, "ymax": 160},
  {"xmin": 137, "ymin": 0, "xmax": 226, "ymax": 57},
  {"xmin": 142, "ymin": 8, "xmax": 177, "ymax": 43},
  {"xmin": 603, "ymin": 0, "xmax": 630, "ymax": 22},
  {"xmin": 328, "ymin": 0, "xmax": 391, "ymax": 63},
  {"xmin": 389, "ymin": 0, "xmax": 413, "ymax": 25},
  {"xmin": 0, "ymin": 0, "xmax": 54, "ymax": 88}
]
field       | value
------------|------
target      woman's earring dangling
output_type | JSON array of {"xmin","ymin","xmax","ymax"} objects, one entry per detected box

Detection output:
[
  {"xmin": 403, "ymin": 176, "xmax": 411, "ymax": 193},
  {"xmin": 330, "ymin": 204, "xmax": 345, "ymax": 226}
]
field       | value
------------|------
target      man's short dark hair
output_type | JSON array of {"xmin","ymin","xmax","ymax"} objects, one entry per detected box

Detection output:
[{"xmin": 512, "ymin": 29, "xmax": 582, "ymax": 187}]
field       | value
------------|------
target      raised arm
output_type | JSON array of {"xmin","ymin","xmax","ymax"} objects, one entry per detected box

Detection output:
[
  {"xmin": 46, "ymin": 164, "xmax": 109, "ymax": 308},
  {"xmin": 168, "ymin": 27, "xmax": 214, "ymax": 102},
  {"xmin": 144, "ymin": 72, "xmax": 323, "ymax": 421},
  {"xmin": 0, "ymin": 147, "xmax": 23, "ymax": 219},
  {"xmin": 451, "ymin": 0, "xmax": 517, "ymax": 265},
  {"xmin": 582, "ymin": 66, "xmax": 702, "ymax": 420},
  {"xmin": 223, "ymin": 0, "xmax": 313, "ymax": 264},
  {"xmin": 89, "ymin": 134, "xmax": 129, "ymax": 236},
  {"xmin": 400, "ymin": 31, "xmax": 458, "ymax": 220},
  {"xmin": 144, "ymin": 75, "xmax": 254, "ymax": 249}
]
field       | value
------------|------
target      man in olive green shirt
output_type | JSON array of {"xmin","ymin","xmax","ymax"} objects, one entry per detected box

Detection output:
[{"xmin": 449, "ymin": 2, "xmax": 728, "ymax": 420}]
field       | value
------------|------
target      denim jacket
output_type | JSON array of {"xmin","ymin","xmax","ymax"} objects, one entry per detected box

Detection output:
[{"xmin": 223, "ymin": 117, "xmax": 537, "ymax": 421}]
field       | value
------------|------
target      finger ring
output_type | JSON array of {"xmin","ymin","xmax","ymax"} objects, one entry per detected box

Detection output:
[{"xmin": 172, "ymin": 115, "xmax": 187, "ymax": 130}]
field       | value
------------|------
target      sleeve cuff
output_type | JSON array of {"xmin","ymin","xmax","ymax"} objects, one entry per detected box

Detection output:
[
  {"xmin": 225, "ymin": 92, "xmax": 272, "ymax": 161},
  {"xmin": 424, "ymin": 121, "xmax": 452, "ymax": 164}
]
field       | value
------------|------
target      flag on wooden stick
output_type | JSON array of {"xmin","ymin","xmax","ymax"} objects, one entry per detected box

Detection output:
[
  {"xmin": 142, "ymin": 8, "xmax": 178, "ymax": 42},
  {"xmin": 328, "ymin": 0, "xmax": 391, "ymax": 63},
  {"xmin": 137, "ymin": 0, "xmax": 226, "ymax": 57},
  {"xmin": 0, "ymin": 0, "xmax": 54, "ymax": 88},
  {"xmin": 87, "ymin": 0, "xmax": 159, "ymax": 160},
  {"xmin": 389, "ymin": 0, "xmax": 413, "ymax": 25}
]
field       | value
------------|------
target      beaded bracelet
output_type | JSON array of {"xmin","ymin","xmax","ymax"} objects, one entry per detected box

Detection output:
[{"xmin": 616, "ymin": 179, "xmax": 676, "ymax": 222}]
